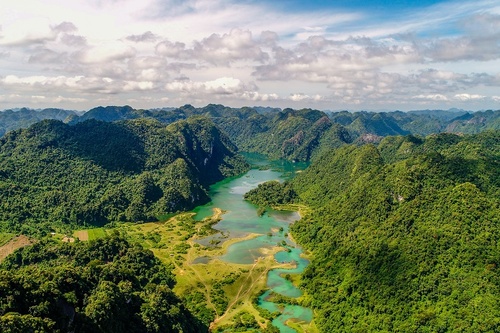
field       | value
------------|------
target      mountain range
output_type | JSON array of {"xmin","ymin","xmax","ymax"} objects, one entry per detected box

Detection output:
[{"xmin": 2, "ymin": 105, "xmax": 499, "ymax": 161}]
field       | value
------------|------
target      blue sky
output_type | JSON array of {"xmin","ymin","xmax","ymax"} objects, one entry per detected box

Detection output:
[
  {"xmin": 0, "ymin": 0, "xmax": 499, "ymax": 111},
  {"xmin": 280, "ymin": 0, "xmax": 443, "ymax": 12}
]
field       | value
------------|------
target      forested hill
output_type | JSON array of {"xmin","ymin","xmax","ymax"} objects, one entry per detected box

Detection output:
[
  {"xmin": 69, "ymin": 104, "xmax": 353, "ymax": 161},
  {"xmin": 327, "ymin": 109, "xmax": 500, "ymax": 137},
  {"xmin": 246, "ymin": 130, "xmax": 500, "ymax": 331},
  {"xmin": 0, "ymin": 117, "xmax": 248, "ymax": 235},
  {"xmin": 4, "ymin": 105, "xmax": 499, "ymax": 161},
  {"xmin": 0, "ymin": 108, "xmax": 78, "ymax": 138},
  {"xmin": 286, "ymin": 131, "xmax": 500, "ymax": 332},
  {"xmin": 0, "ymin": 235, "xmax": 207, "ymax": 332}
]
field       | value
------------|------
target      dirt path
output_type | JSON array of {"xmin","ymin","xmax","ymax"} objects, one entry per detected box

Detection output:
[
  {"xmin": 0, "ymin": 235, "xmax": 32, "ymax": 262},
  {"xmin": 212, "ymin": 253, "xmax": 272, "ymax": 326},
  {"xmin": 187, "ymin": 263, "xmax": 219, "ymax": 317}
]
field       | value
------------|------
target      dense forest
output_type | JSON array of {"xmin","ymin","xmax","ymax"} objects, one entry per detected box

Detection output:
[
  {"xmin": 0, "ymin": 234, "xmax": 206, "ymax": 333},
  {"xmin": 248, "ymin": 131, "xmax": 500, "ymax": 332},
  {"xmin": 1, "ymin": 104, "xmax": 499, "ymax": 332},
  {"xmin": 3, "ymin": 105, "xmax": 499, "ymax": 162},
  {"xmin": 0, "ymin": 116, "xmax": 247, "ymax": 235}
]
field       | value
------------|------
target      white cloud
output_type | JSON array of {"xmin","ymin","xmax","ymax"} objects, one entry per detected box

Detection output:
[
  {"xmin": 192, "ymin": 29, "xmax": 268, "ymax": 65},
  {"xmin": 166, "ymin": 76, "xmax": 256, "ymax": 95},
  {"xmin": 454, "ymin": 93, "xmax": 486, "ymax": 101},
  {"xmin": 0, "ymin": 17, "xmax": 57, "ymax": 46},
  {"xmin": 0, "ymin": 0, "xmax": 499, "ymax": 110},
  {"xmin": 412, "ymin": 94, "xmax": 449, "ymax": 101},
  {"xmin": 76, "ymin": 42, "xmax": 136, "ymax": 64},
  {"xmin": 123, "ymin": 80, "xmax": 154, "ymax": 91},
  {"xmin": 155, "ymin": 40, "xmax": 188, "ymax": 58},
  {"xmin": 126, "ymin": 31, "xmax": 159, "ymax": 43}
]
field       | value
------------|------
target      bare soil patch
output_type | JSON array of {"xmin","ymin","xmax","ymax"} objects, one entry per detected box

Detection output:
[{"xmin": 0, "ymin": 235, "xmax": 32, "ymax": 262}]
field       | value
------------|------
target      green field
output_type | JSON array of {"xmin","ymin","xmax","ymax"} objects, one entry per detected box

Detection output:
[{"xmin": 87, "ymin": 228, "xmax": 107, "ymax": 240}]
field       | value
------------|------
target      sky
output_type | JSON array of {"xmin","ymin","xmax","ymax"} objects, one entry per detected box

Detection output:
[{"xmin": 0, "ymin": 0, "xmax": 499, "ymax": 111}]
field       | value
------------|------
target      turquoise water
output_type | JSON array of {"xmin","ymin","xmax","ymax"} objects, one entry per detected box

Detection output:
[{"xmin": 193, "ymin": 155, "xmax": 312, "ymax": 332}]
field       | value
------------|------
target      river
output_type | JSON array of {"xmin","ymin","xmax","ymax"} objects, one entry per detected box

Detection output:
[{"xmin": 193, "ymin": 154, "xmax": 313, "ymax": 332}]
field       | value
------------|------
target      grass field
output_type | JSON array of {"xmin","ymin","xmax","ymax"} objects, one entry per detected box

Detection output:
[
  {"xmin": 72, "ymin": 208, "xmax": 317, "ymax": 332},
  {"xmin": 74, "ymin": 228, "xmax": 109, "ymax": 241},
  {"xmin": 87, "ymin": 228, "xmax": 108, "ymax": 240}
]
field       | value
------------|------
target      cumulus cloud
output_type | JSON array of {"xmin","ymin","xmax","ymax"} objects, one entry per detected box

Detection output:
[
  {"xmin": 60, "ymin": 33, "xmax": 87, "ymax": 46},
  {"xmin": 0, "ymin": 74, "xmax": 153, "ymax": 95},
  {"xmin": 454, "ymin": 93, "xmax": 486, "ymax": 101},
  {"xmin": 166, "ymin": 77, "xmax": 256, "ymax": 95},
  {"xmin": 53, "ymin": 22, "xmax": 78, "ymax": 33},
  {"xmin": 289, "ymin": 93, "xmax": 323, "ymax": 102},
  {"xmin": 192, "ymin": 29, "xmax": 269, "ymax": 65},
  {"xmin": 0, "ymin": 0, "xmax": 499, "ymax": 109},
  {"xmin": 155, "ymin": 40, "xmax": 188, "ymax": 58},
  {"xmin": 163, "ymin": 76, "xmax": 281, "ymax": 103},
  {"xmin": 126, "ymin": 31, "xmax": 159, "ymax": 43},
  {"xmin": 412, "ymin": 94, "xmax": 449, "ymax": 101},
  {"xmin": 29, "ymin": 48, "xmax": 67, "ymax": 64}
]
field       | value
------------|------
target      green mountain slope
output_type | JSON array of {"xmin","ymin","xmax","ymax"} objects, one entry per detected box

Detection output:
[
  {"xmin": 288, "ymin": 131, "xmax": 500, "ymax": 332},
  {"xmin": 215, "ymin": 107, "xmax": 352, "ymax": 161},
  {"xmin": 4, "ymin": 105, "xmax": 499, "ymax": 162},
  {"xmin": 445, "ymin": 110, "xmax": 500, "ymax": 133},
  {"xmin": 0, "ymin": 117, "xmax": 248, "ymax": 235},
  {"xmin": 0, "ymin": 235, "xmax": 207, "ymax": 332},
  {"xmin": 0, "ymin": 108, "xmax": 78, "ymax": 137}
]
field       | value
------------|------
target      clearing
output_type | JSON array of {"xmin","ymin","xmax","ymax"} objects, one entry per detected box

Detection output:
[
  {"xmin": 0, "ymin": 235, "xmax": 32, "ymax": 262},
  {"xmin": 72, "ymin": 208, "xmax": 316, "ymax": 332}
]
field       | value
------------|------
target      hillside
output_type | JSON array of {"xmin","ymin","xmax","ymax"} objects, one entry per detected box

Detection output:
[
  {"xmin": 287, "ymin": 131, "xmax": 500, "ymax": 332},
  {"xmin": 0, "ymin": 235, "xmax": 207, "ymax": 332},
  {"xmin": 0, "ymin": 108, "xmax": 78, "ymax": 138},
  {"xmin": 209, "ymin": 106, "xmax": 352, "ymax": 161},
  {"xmin": 0, "ymin": 117, "xmax": 248, "ymax": 235},
  {"xmin": 327, "ymin": 109, "xmax": 500, "ymax": 139},
  {"xmin": 3, "ymin": 105, "xmax": 499, "ymax": 162}
]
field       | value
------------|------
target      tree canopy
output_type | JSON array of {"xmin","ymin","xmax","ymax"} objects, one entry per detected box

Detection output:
[
  {"xmin": 0, "ymin": 117, "xmax": 248, "ymax": 235},
  {"xmin": 0, "ymin": 234, "xmax": 206, "ymax": 333},
  {"xmin": 287, "ymin": 131, "xmax": 500, "ymax": 332}
]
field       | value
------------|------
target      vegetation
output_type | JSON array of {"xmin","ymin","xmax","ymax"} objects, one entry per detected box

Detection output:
[
  {"xmin": 286, "ymin": 131, "xmax": 500, "ymax": 332},
  {"xmin": 0, "ymin": 234, "xmax": 207, "ymax": 332},
  {"xmin": 0, "ymin": 117, "xmax": 248, "ymax": 235},
  {"xmin": 4, "ymin": 105, "xmax": 499, "ymax": 162},
  {"xmin": 0, "ymin": 108, "xmax": 78, "ymax": 138},
  {"xmin": 69, "ymin": 210, "xmax": 299, "ymax": 332},
  {"xmin": 327, "ymin": 109, "xmax": 500, "ymax": 138},
  {"xmin": 244, "ymin": 180, "xmax": 298, "ymax": 207},
  {"xmin": 1, "ymin": 104, "xmax": 499, "ymax": 332}
]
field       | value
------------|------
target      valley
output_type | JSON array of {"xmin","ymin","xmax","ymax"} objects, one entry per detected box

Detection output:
[
  {"xmin": 0, "ymin": 106, "xmax": 498, "ymax": 332},
  {"xmin": 69, "ymin": 157, "xmax": 317, "ymax": 332}
]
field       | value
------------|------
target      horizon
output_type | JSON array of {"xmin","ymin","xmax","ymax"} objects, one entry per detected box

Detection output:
[
  {"xmin": 1, "ymin": 0, "xmax": 500, "ymax": 110},
  {"xmin": 2, "ymin": 103, "xmax": 496, "ymax": 114}
]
